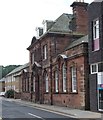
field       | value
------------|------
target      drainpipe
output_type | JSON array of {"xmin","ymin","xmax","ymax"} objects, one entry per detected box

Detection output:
[
  {"xmin": 50, "ymin": 40, "xmax": 53, "ymax": 105},
  {"xmin": 30, "ymin": 72, "xmax": 33, "ymax": 102},
  {"xmin": 39, "ymin": 41, "xmax": 43, "ymax": 104}
]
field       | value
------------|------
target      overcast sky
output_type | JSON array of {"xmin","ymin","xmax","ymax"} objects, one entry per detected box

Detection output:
[{"xmin": 0, "ymin": 0, "xmax": 93, "ymax": 66}]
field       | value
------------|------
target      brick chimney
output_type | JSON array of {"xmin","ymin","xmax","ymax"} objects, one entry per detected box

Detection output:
[{"xmin": 70, "ymin": 0, "xmax": 88, "ymax": 35}]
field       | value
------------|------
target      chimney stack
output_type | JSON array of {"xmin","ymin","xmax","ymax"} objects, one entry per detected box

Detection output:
[{"xmin": 70, "ymin": 1, "xmax": 88, "ymax": 35}]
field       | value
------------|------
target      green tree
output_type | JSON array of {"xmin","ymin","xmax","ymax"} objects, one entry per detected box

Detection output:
[{"xmin": 2, "ymin": 65, "xmax": 21, "ymax": 77}]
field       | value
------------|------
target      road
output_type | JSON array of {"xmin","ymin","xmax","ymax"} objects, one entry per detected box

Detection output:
[{"xmin": 0, "ymin": 98, "xmax": 79, "ymax": 120}]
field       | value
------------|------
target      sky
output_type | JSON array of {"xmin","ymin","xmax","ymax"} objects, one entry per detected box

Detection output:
[{"xmin": 0, "ymin": 0, "xmax": 93, "ymax": 66}]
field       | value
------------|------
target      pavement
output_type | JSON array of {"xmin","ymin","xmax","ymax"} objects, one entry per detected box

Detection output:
[{"xmin": 2, "ymin": 97, "xmax": 103, "ymax": 120}]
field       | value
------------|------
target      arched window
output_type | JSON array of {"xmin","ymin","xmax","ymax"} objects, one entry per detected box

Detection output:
[{"xmin": 62, "ymin": 63, "xmax": 67, "ymax": 92}]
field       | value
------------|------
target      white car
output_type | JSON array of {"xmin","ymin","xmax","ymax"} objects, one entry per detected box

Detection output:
[{"xmin": 0, "ymin": 92, "xmax": 5, "ymax": 96}]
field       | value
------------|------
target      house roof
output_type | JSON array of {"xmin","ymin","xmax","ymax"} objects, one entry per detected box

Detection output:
[
  {"xmin": 48, "ymin": 13, "xmax": 73, "ymax": 33},
  {"xmin": 6, "ymin": 63, "xmax": 29, "ymax": 76},
  {"xmin": 27, "ymin": 13, "xmax": 73, "ymax": 50},
  {"xmin": 39, "ymin": 13, "xmax": 86, "ymax": 37},
  {"xmin": 66, "ymin": 35, "xmax": 88, "ymax": 50},
  {"xmin": 27, "ymin": 13, "xmax": 86, "ymax": 50}
]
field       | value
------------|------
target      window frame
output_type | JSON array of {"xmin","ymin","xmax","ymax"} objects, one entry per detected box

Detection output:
[
  {"xmin": 54, "ymin": 70, "xmax": 59, "ymax": 93},
  {"xmin": 92, "ymin": 19, "xmax": 100, "ymax": 51},
  {"xmin": 62, "ymin": 63, "xmax": 67, "ymax": 93},
  {"xmin": 71, "ymin": 66, "xmax": 77, "ymax": 93},
  {"xmin": 45, "ymin": 73, "xmax": 49, "ymax": 93},
  {"xmin": 43, "ymin": 45, "xmax": 47, "ymax": 60},
  {"xmin": 90, "ymin": 63, "xmax": 98, "ymax": 74},
  {"xmin": 33, "ymin": 77, "xmax": 35, "ymax": 92},
  {"xmin": 93, "ymin": 19, "xmax": 99, "ymax": 40}
]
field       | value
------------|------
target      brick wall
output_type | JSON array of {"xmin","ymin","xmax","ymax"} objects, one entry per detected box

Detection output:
[
  {"xmin": 41, "ymin": 42, "xmax": 89, "ymax": 109},
  {"xmin": 70, "ymin": 2, "xmax": 88, "ymax": 35}
]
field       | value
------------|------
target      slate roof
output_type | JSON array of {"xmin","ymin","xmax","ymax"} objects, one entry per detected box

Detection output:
[
  {"xmin": 48, "ymin": 13, "xmax": 73, "ymax": 33},
  {"xmin": 66, "ymin": 35, "xmax": 88, "ymax": 50},
  {"xmin": 27, "ymin": 13, "xmax": 73, "ymax": 50},
  {"xmin": 7, "ymin": 63, "xmax": 29, "ymax": 76}
]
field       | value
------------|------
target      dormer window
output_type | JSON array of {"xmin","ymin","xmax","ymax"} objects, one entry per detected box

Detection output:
[
  {"xmin": 42, "ymin": 20, "xmax": 47, "ymax": 33},
  {"xmin": 42, "ymin": 20, "xmax": 54, "ymax": 34},
  {"xmin": 35, "ymin": 27, "xmax": 43, "ymax": 38}
]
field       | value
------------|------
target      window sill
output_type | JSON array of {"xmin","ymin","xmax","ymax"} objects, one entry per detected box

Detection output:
[
  {"xmin": 91, "ymin": 72, "xmax": 98, "ymax": 74},
  {"xmin": 43, "ymin": 59, "xmax": 47, "ymax": 61},
  {"xmin": 23, "ymin": 91, "xmax": 30, "ymax": 93},
  {"xmin": 92, "ymin": 49, "xmax": 99, "ymax": 52},
  {"xmin": 69, "ymin": 92, "xmax": 78, "ymax": 94},
  {"xmin": 44, "ymin": 92, "xmax": 49, "ymax": 94},
  {"xmin": 53, "ymin": 92, "xmax": 59, "ymax": 94},
  {"xmin": 59, "ymin": 91, "xmax": 68, "ymax": 94}
]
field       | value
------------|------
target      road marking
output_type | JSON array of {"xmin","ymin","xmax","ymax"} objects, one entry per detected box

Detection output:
[
  {"xmin": 28, "ymin": 113, "xmax": 45, "ymax": 120},
  {"xmin": 28, "ymin": 107, "xmax": 76, "ymax": 118},
  {"xmin": 4, "ymin": 98, "xmax": 76, "ymax": 119}
]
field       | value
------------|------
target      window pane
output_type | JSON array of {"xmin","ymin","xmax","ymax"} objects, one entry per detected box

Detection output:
[
  {"xmin": 93, "ymin": 19, "xmax": 99, "ymax": 51},
  {"xmin": 55, "ymin": 71, "xmax": 58, "ymax": 92},
  {"xmin": 91, "ymin": 64, "xmax": 98, "ymax": 74},
  {"xmin": 45, "ymin": 74, "xmax": 49, "ymax": 92},
  {"xmin": 71, "ymin": 67, "xmax": 77, "ymax": 92},
  {"xmin": 33, "ymin": 77, "xmax": 35, "ymax": 92},
  {"xmin": 62, "ymin": 64, "xmax": 67, "ymax": 92},
  {"xmin": 43, "ymin": 45, "xmax": 47, "ymax": 60},
  {"xmin": 93, "ymin": 19, "xmax": 99, "ymax": 39},
  {"xmin": 94, "ymin": 38, "xmax": 99, "ymax": 51}
]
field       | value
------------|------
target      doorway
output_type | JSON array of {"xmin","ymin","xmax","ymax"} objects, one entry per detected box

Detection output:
[
  {"xmin": 35, "ymin": 75, "xmax": 40, "ymax": 102},
  {"xmin": 98, "ymin": 89, "xmax": 103, "ymax": 110}
]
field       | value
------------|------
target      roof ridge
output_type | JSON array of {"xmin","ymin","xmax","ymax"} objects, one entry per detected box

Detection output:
[{"xmin": 6, "ymin": 62, "xmax": 29, "ymax": 76}]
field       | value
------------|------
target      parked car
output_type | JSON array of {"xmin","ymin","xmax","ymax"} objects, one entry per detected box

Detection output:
[{"xmin": 0, "ymin": 92, "xmax": 5, "ymax": 97}]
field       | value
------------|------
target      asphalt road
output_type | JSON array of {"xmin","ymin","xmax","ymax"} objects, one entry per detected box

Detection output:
[{"xmin": 0, "ymin": 98, "xmax": 79, "ymax": 120}]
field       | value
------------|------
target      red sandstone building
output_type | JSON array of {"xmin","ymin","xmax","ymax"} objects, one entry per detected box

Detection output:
[{"xmin": 21, "ymin": 1, "xmax": 90, "ymax": 110}]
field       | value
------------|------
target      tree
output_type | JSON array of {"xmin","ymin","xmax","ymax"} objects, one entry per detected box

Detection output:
[{"xmin": 2, "ymin": 65, "xmax": 21, "ymax": 77}]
